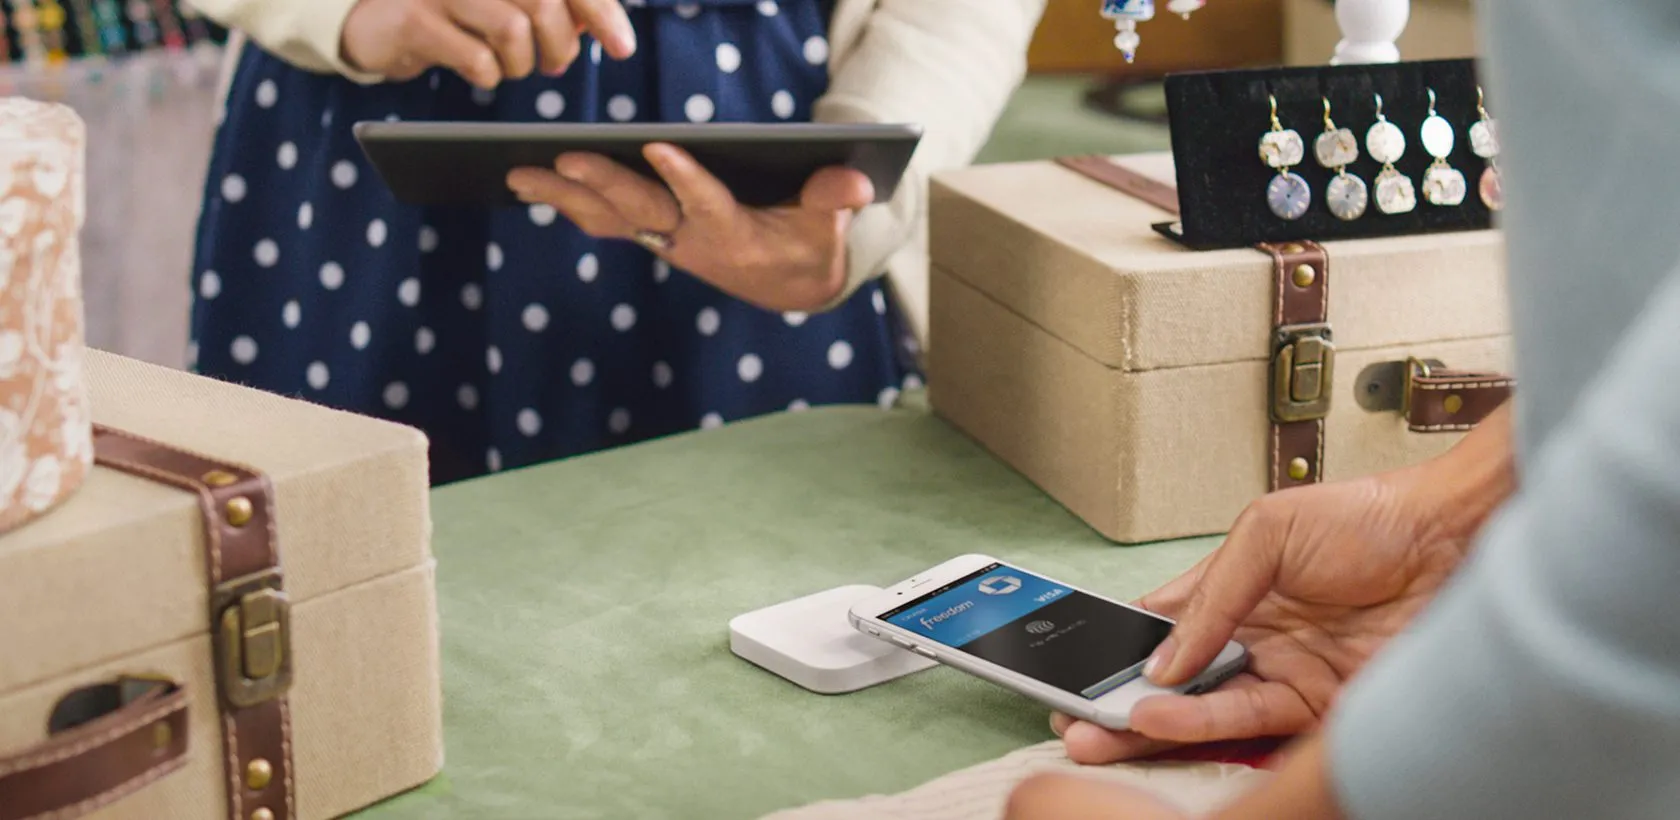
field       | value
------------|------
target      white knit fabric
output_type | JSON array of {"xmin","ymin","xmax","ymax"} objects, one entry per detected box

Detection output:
[{"xmin": 760, "ymin": 741, "xmax": 1271, "ymax": 820}]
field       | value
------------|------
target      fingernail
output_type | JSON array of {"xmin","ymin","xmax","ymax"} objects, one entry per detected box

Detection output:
[
  {"xmin": 1049, "ymin": 713, "xmax": 1073, "ymax": 737},
  {"xmin": 507, "ymin": 178, "xmax": 538, "ymax": 203},
  {"xmin": 1143, "ymin": 637, "xmax": 1176, "ymax": 681}
]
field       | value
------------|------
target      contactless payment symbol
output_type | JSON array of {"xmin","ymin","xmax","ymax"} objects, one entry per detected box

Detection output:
[
  {"xmin": 978, "ymin": 575, "xmax": 1022, "ymax": 596},
  {"xmin": 1026, "ymin": 620, "xmax": 1055, "ymax": 635}
]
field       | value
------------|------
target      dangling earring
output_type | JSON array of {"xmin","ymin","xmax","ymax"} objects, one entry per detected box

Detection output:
[
  {"xmin": 1471, "ymin": 86, "xmax": 1503, "ymax": 211},
  {"xmin": 1366, "ymin": 93, "xmax": 1416, "ymax": 215},
  {"xmin": 1100, "ymin": 0, "xmax": 1154, "ymax": 63},
  {"xmin": 1420, "ymin": 88, "xmax": 1467, "ymax": 207},
  {"xmin": 1316, "ymin": 96, "xmax": 1367, "ymax": 221},
  {"xmin": 1259, "ymin": 94, "xmax": 1310, "ymax": 221},
  {"xmin": 1167, "ymin": 0, "xmax": 1206, "ymax": 19}
]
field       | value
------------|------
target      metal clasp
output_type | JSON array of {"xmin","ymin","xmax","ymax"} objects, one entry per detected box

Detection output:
[
  {"xmin": 1271, "ymin": 323, "xmax": 1335, "ymax": 423},
  {"xmin": 1399, "ymin": 356, "xmax": 1435, "ymax": 420},
  {"xmin": 212, "ymin": 568, "xmax": 293, "ymax": 709},
  {"xmin": 1353, "ymin": 357, "xmax": 1446, "ymax": 415}
]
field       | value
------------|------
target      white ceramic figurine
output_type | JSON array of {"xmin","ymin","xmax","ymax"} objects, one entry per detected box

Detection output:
[{"xmin": 1100, "ymin": 0, "xmax": 1206, "ymax": 63}]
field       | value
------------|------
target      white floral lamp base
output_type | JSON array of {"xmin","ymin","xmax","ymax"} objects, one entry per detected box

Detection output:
[{"xmin": 0, "ymin": 97, "xmax": 90, "ymax": 534}]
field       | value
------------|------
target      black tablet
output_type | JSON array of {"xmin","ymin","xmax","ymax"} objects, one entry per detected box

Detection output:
[{"xmin": 352, "ymin": 121, "xmax": 923, "ymax": 209}]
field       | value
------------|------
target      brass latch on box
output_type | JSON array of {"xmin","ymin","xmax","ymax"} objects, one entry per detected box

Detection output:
[
  {"xmin": 1353, "ymin": 357, "xmax": 1446, "ymax": 415},
  {"xmin": 1271, "ymin": 323, "xmax": 1335, "ymax": 423},
  {"xmin": 213, "ymin": 568, "xmax": 294, "ymax": 709}
]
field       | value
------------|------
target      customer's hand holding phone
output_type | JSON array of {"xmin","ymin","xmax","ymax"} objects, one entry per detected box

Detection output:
[
  {"xmin": 340, "ymin": 0, "xmax": 637, "ymax": 88},
  {"xmin": 1054, "ymin": 403, "xmax": 1517, "ymax": 765}
]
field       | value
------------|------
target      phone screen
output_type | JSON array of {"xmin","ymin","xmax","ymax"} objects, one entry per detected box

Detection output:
[{"xmin": 878, "ymin": 562, "xmax": 1173, "ymax": 700}]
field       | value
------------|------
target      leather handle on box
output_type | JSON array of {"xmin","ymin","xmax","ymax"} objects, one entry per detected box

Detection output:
[
  {"xmin": 0, "ymin": 678, "xmax": 189, "ymax": 820},
  {"xmin": 1406, "ymin": 365, "xmax": 1513, "ymax": 432},
  {"xmin": 92, "ymin": 425, "xmax": 296, "ymax": 820}
]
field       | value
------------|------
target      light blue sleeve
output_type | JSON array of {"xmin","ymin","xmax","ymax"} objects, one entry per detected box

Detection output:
[
  {"xmin": 1326, "ymin": 267, "xmax": 1680, "ymax": 818},
  {"xmin": 1326, "ymin": 0, "xmax": 1680, "ymax": 815}
]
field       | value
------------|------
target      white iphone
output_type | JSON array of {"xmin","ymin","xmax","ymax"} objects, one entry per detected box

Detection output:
[{"xmin": 849, "ymin": 554, "xmax": 1248, "ymax": 731}]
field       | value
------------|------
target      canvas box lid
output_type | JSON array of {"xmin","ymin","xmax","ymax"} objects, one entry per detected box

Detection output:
[
  {"xmin": 0, "ymin": 350, "xmax": 432, "ymax": 695},
  {"xmin": 929, "ymin": 153, "xmax": 1510, "ymax": 371}
]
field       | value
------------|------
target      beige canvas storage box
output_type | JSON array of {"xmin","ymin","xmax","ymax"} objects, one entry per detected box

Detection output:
[
  {"xmin": 0, "ymin": 350, "xmax": 442, "ymax": 819},
  {"xmin": 928, "ymin": 153, "xmax": 1514, "ymax": 544}
]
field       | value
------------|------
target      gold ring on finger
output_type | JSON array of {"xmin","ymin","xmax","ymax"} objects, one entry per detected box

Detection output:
[{"xmin": 632, "ymin": 229, "xmax": 674, "ymax": 253}]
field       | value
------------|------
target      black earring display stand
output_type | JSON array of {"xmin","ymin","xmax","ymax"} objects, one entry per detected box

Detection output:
[{"xmin": 1157, "ymin": 58, "xmax": 1493, "ymax": 250}]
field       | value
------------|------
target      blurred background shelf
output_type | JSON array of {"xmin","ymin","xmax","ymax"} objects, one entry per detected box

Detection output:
[
  {"xmin": 977, "ymin": 0, "xmax": 1478, "ymax": 165},
  {"xmin": 1282, "ymin": 0, "xmax": 1476, "ymax": 65},
  {"xmin": 1027, "ymin": 0, "xmax": 1283, "ymax": 75}
]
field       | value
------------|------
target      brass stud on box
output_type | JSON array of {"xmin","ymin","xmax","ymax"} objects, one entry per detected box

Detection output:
[
  {"xmin": 225, "ymin": 496, "xmax": 254, "ymax": 527},
  {"xmin": 247, "ymin": 758, "xmax": 273, "ymax": 791},
  {"xmin": 251, "ymin": 808, "xmax": 274, "ymax": 820},
  {"xmin": 1292, "ymin": 264, "xmax": 1316, "ymax": 288},
  {"xmin": 1287, "ymin": 457, "xmax": 1311, "ymax": 481},
  {"xmin": 1443, "ymin": 394, "xmax": 1464, "ymax": 414},
  {"xmin": 153, "ymin": 721, "xmax": 172, "ymax": 750},
  {"xmin": 203, "ymin": 469, "xmax": 239, "ymax": 487}
]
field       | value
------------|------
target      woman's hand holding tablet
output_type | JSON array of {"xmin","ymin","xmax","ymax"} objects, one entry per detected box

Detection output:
[
  {"xmin": 353, "ymin": 121, "xmax": 921, "ymax": 310},
  {"xmin": 509, "ymin": 142, "xmax": 875, "ymax": 311}
]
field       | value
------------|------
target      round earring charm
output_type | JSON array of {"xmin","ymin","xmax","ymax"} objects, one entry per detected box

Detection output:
[
  {"xmin": 1268, "ymin": 173, "xmax": 1312, "ymax": 221},
  {"xmin": 1366, "ymin": 93, "xmax": 1416, "ymax": 215},
  {"xmin": 1365, "ymin": 102, "xmax": 1406, "ymax": 165},
  {"xmin": 1101, "ymin": 0, "xmax": 1155, "ymax": 63},
  {"xmin": 1259, "ymin": 94, "xmax": 1310, "ymax": 221},
  {"xmin": 1420, "ymin": 88, "xmax": 1467, "ymax": 207},
  {"xmin": 1316, "ymin": 96, "xmax": 1367, "ymax": 221},
  {"xmin": 1471, "ymin": 86, "xmax": 1503, "ymax": 211}
]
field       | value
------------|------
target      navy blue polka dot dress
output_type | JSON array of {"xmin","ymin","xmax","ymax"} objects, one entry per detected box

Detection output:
[{"xmin": 190, "ymin": 0, "xmax": 921, "ymax": 484}]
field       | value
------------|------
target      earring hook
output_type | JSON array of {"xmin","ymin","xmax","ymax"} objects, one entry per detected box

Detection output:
[
  {"xmin": 1268, "ymin": 93, "xmax": 1281, "ymax": 131},
  {"xmin": 1477, "ymin": 85, "xmax": 1489, "ymax": 119},
  {"xmin": 1323, "ymin": 96, "xmax": 1334, "ymax": 130},
  {"xmin": 1427, "ymin": 87, "xmax": 1438, "ymax": 115},
  {"xmin": 1373, "ymin": 92, "xmax": 1385, "ymax": 120}
]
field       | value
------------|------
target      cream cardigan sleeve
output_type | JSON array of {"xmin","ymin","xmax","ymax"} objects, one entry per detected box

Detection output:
[
  {"xmin": 816, "ymin": 0, "xmax": 1045, "ymax": 340},
  {"xmin": 186, "ymin": 0, "xmax": 379, "ymax": 82}
]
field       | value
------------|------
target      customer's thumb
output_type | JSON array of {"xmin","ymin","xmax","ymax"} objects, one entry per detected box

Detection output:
[{"xmin": 1146, "ymin": 508, "xmax": 1284, "ymax": 686}]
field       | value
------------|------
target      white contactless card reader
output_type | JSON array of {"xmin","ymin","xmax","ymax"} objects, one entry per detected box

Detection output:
[{"xmin": 729, "ymin": 584, "xmax": 938, "ymax": 694}]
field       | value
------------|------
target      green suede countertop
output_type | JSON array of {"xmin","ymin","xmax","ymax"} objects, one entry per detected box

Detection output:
[{"xmin": 355, "ymin": 403, "xmax": 1221, "ymax": 819}]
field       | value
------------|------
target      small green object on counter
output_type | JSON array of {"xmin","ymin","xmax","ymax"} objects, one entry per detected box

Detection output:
[{"xmin": 353, "ymin": 402, "xmax": 1220, "ymax": 819}]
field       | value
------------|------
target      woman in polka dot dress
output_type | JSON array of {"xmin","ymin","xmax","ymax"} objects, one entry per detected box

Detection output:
[{"xmin": 187, "ymin": 0, "xmax": 1044, "ymax": 483}]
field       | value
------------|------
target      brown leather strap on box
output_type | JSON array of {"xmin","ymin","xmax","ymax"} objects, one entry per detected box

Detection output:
[
  {"xmin": 92, "ymin": 425, "xmax": 296, "ymax": 820},
  {"xmin": 1404, "ymin": 361, "xmax": 1513, "ymax": 432},
  {"xmin": 1054, "ymin": 154, "xmax": 1514, "ymax": 484},
  {"xmin": 1259, "ymin": 242, "xmax": 1332, "ymax": 490},
  {"xmin": 1054, "ymin": 156, "xmax": 1333, "ymax": 490},
  {"xmin": 1054, "ymin": 155, "xmax": 1181, "ymax": 214},
  {"xmin": 0, "ymin": 678, "xmax": 189, "ymax": 820}
]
